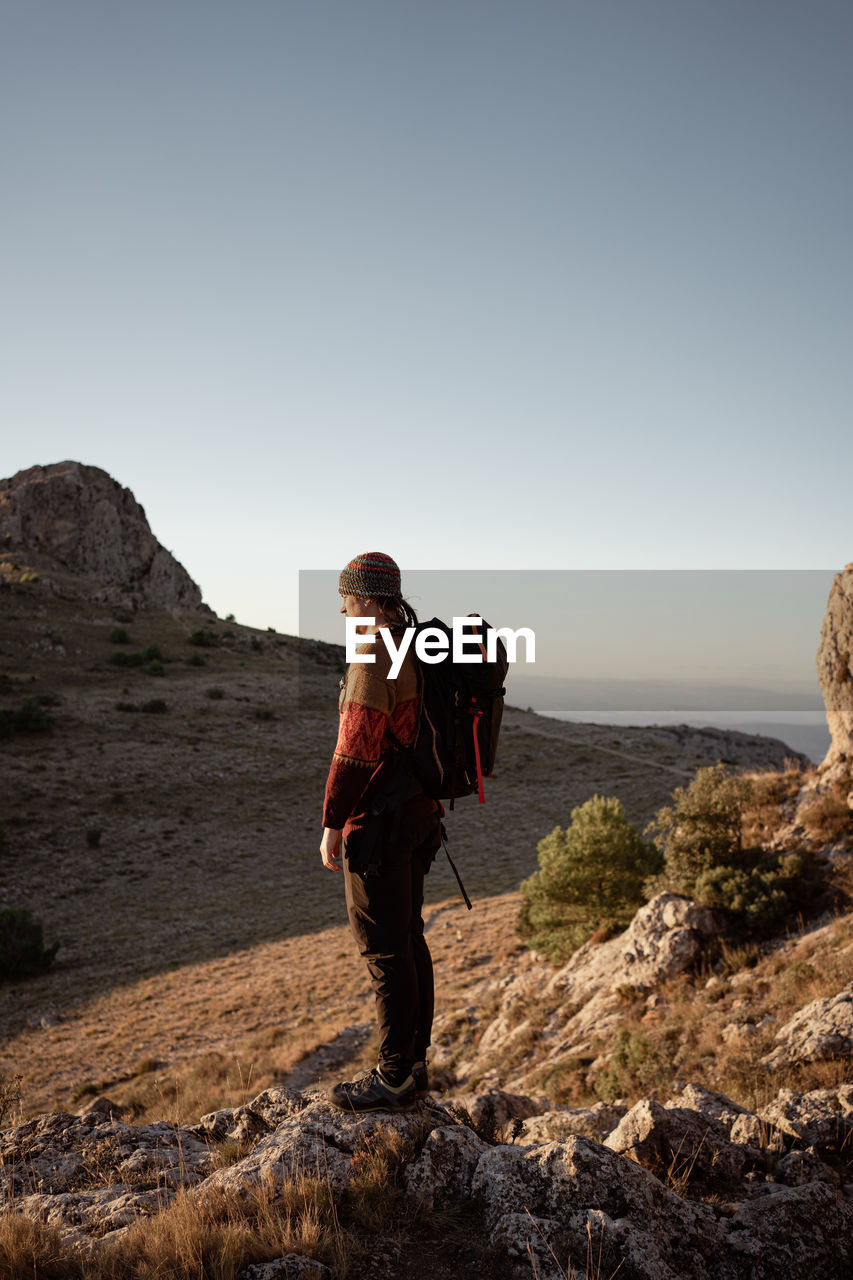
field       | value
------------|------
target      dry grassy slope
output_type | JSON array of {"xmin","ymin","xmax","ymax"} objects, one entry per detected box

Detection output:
[{"xmin": 0, "ymin": 568, "xmax": 809, "ymax": 1118}]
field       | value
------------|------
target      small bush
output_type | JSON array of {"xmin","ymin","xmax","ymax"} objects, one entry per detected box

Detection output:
[
  {"xmin": 186, "ymin": 652, "xmax": 207, "ymax": 667},
  {"xmin": 646, "ymin": 761, "xmax": 825, "ymax": 938},
  {"xmin": 110, "ymin": 650, "xmax": 145, "ymax": 668},
  {"xmin": 206, "ymin": 686, "xmax": 225, "ymax": 700},
  {"xmin": 645, "ymin": 762, "xmax": 753, "ymax": 894},
  {"xmin": 141, "ymin": 699, "xmax": 168, "ymax": 714},
  {"xmin": 518, "ymin": 796, "xmax": 662, "ymax": 962},
  {"xmin": 110, "ymin": 627, "xmax": 130, "ymax": 644},
  {"xmin": 0, "ymin": 908, "xmax": 60, "ymax": 980},
  {"xmin": 1, "ymin": 698, "xmax": 56, "ymax": 735},
  {"xmin": 146, "ymin": 661, "xmax": 166, "ymax": 677},
  {"xmin": 115, "ymin": 701, "xmax": 138, "ymax": 712},
  {"xmin": 142, "ymin": 643, "xmax": 163, "ymax": 661},
  {"xmin": 594, "ymin": 1027, "xmax": 677, "ymax": 1103},
  {"xmin": 189, "ymin": 629, "xmax": 218, "ymax": 647},
  {"xmin": 255, "ymin": 707, "xmax": 275, "ymax": 721}
]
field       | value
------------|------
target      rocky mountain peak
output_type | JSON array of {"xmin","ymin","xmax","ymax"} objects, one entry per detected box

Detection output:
[{"xmin": 0, "ymin": 460, "xmax": 206, "ymax": 610}]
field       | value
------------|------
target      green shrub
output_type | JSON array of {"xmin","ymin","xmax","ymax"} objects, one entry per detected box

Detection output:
[
  {"xmin": 142, "ymin": 644, "xmax": 163, "ymax": 661},
  {"xmin": 186, "ymin": 652, "xmax": 207, "ymax": 667},
  {"xmin": 0, "ymin": 908, "xmax": 59, "ymax": 980},
  {"xmin": 694, "ymin": 850, "xmax": 819, "ymax": 932},
  {"xmin": 646, "ymin": 762, "xmax": 824, "ymax": 937},
  {"xmin": 115, "ymin": 701, "xmax": 138, "ymax": 712},
  {"xmin": 10, "ymin": 698, "xmax": 55, "ymax": 733},
  {"xmin": 110, "ymin": 650, "xmax": 145, "ymax": 667},
  {"xmin": 141, "ymin": 699, "xmax": 168, "ymax": 714},
  {"xmin": 110, "ymin": 627, "xmax": 130, "ymax": 644},
  {"xmin": 206, "ymin": 686, "xmax": 225, "ymax": 700},
  {"xmin": 145, "ymin": 661, "xmax": 166, "ymax": 677},
  {"xmin": 594, "ymin": 1028, "xmax": 676, "ymax": 1103},
  {"xmin": 645, "ymin": 762, "xmax": 753, "ymax": 895},
  {"xmin": 518, "ymin": 796, "xmax": 662, "ymax": 963},
  {"xmin": 189, "ymin": 629, "xmax": 217, "ymax": 648}
]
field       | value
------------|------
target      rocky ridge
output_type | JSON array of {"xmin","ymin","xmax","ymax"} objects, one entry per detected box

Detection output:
[
  {"xmin": 4, "ymin": 892, "xmax": 853, "ymax": 1277},
  {"xmin": 2, "ymin": 1078, "xmax": 851, "ymax": 1279},
  {"xmin": 0, "ymin": 461, "xmax": 207, "ymax": 610}
]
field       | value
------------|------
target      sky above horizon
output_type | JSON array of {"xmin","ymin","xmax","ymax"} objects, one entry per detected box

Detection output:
[{"xmin": 2, "ymin": 2, "xmax": 851, "ymax": 678}]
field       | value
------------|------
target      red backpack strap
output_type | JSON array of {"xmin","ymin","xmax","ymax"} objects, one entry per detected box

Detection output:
[{"xmin": 471, "ymin": 707, "xmax": 485, "ymax": 803}]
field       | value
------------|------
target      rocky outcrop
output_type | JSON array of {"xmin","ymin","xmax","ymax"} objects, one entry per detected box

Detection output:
[
  {"xmin": 3, "ymin": 1082, "xmax": 851, "ymax": 1278},
  {"xmin": 0, "ymin": 461, "xmax": 206, "ymax": 609},
  {"xmin": 816, "ymin": 563, "xmax": 853, "ymax": 767},
  {"xmin": 437, "ymin": 893, "xmax": 720, "ymax": 1090},
  {"xmin": 761, "ymin": 984, "xmax": 853, "ymax": 1070}
]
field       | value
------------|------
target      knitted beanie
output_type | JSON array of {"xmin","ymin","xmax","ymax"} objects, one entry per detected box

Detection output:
[{"xmin": 338, "ymin": 551, "xmax": 402, "ymax": 599}]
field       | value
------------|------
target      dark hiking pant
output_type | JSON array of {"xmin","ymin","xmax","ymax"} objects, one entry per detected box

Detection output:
[{"xmin": 343, "ymin": 806, "xmax": 442, "ymax": 1079}]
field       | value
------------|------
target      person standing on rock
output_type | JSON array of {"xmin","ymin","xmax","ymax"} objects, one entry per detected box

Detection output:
[{"xmin": 319, "ymin": 552, "xmax": 442, "ymax": 1112}]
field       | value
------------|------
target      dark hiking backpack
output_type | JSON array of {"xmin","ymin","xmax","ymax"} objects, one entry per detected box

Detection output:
[{"xmin": 391, "ymin": 615, "xmax": 508, "ymax": 806}]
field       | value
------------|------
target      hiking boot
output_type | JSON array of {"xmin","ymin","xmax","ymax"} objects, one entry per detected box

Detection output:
[
  {"xmin": 329, "ymin": 1067, "xmax": 417, "ymax": 1113},
  {"xmin": 412, "ymin": 1060, "xmax": 429, "ymax": 1098}
]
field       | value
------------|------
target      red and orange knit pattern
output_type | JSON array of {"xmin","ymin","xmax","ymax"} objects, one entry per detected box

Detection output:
[{"xmin": 322, "ymin": 633, "xmax": 419, "ymax": 830}]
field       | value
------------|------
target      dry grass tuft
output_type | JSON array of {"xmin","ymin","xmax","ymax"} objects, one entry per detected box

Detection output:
[{"xmin": 799, "ymin": 781, "xmax": 853, "ymax": 848}]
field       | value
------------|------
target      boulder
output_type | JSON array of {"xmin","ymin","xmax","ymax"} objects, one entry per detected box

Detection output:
[
  {"xmin": 761, "ymin": 984, "xmax": 853, "ymax": 1070},
  {"xmin": 720, "ymin": 1181, "xmax": 852, "ymax": 1273},
  {"xmin": 472, "ymin": 1135, "xmax": 726, "ymax": 1280},
  {"xmin": 758, "ymin": 1085, "xmax": 853, "ymax": 1153},
  {"xmin": 518, "ymin": 1101, "xmax": 626, "ymax": 1145},
  {"xmin": 403, "ymin": 1124, "xmax": 489, "ymax": 1210},
  {"xmin": 664, "ymin": 1084, "xmax": 752, "ymax": 1138},
  {"xmin": 604, "ymin": 1098, "xmax": 746, "ymax": 1185}
]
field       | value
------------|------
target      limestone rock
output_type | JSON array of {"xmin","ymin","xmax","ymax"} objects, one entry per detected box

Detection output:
[
  {"xmin": 0, "ymin": 461, "xmax": 207, "ymax": 609},
  {"xmin": 446, "ymin": 1088, "xmax": 547, "ymax": 1131},
  {"xmin": 519, "ymin": 1101, "xmax": 626, "ymax": 1145},
  {"xmin": 193, "ymin": 1087, "xmax": 307, "ymax": 1145},
  {"xmin": 205, "ymin": 1094, "xmax": 428, "ymax": 1197},
  {"xmin": 403, "ymin": 1124, "xmax": 488, "ymax": 1210},
  {"xmin": 604, "ymin": 1098, "xmax": 746, "ymax": 1184},
  {"xmin": 664, "ymin": 1084, "xmax": 751, "ymax": 1138},
  {"xmin": 472, "ymin": 1135, "xmax": 726, "ymax": 1280},
  {"xmin": 761, "ymin": 984, "xmax": 853, "ymax": 1069},
  {"xmin": 485, "ymin": 893, "xmax": 719, "ymax": 1092},
  {"xmin": 757, "ymin": 1085, "xmax": 853, "ymax": 1153},
  {"xmin": 237, "ymin": 1258, "xmax": 331, "ymax": 1280},
  {"xmin": 0, "ymin": 1107, "xmax": 212, "ymax": 1237},
  {"xmin": 816, "ymin": 563, "xmax": 853, "ymax": 767},
  {"xmin": 720, "ymin": 1181, "xmax": 852, "ymax": 1273}
]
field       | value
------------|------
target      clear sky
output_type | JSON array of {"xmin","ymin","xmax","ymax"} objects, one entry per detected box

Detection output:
[{"xmin": 2, "ymin": 1, "xmax": 851, "ymax": 654}]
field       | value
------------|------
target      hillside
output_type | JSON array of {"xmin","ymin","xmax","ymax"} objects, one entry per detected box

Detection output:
[{"xmin": 2, "ymin": 465, "xmax": 853, "ymax": 1279}]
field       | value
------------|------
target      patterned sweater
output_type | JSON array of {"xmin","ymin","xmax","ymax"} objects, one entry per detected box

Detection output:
[{"xmin": 322, "ymin": 629, "xmax": 433, "ymax": 831}]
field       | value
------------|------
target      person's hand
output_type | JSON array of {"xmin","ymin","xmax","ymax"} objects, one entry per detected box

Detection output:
[{"xmin": 320, "ymin": 827, "xmax": 343, "ymax": 872}]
